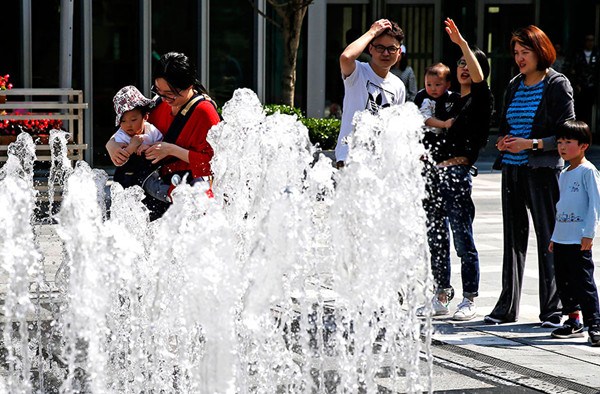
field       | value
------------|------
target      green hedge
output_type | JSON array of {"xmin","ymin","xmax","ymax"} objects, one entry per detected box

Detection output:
[
  {"xmin": 263, "ymin": 104, "xmax": 340, "ymax": 150},
  {"xmin": 301, "ymin": 117, "xmax": 340, "ymax": 151}
]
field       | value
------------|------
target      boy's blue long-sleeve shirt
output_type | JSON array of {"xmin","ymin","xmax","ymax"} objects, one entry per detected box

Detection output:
[{"xmin": 551, "ymin": 160, "xmax": 600, "ymax": 244}]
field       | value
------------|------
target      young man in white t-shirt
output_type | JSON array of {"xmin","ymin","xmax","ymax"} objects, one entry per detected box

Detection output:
[{"xmin": 335, "ymin": 19, "xmax": 406, "ymax": 167}]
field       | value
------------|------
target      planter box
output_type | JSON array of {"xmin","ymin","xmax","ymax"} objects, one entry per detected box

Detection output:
[{"xmin": 0, "ymin": 89, "xmax": 88, "ymax": 162}]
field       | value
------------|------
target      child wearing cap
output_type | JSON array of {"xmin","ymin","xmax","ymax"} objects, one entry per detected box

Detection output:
[
  {"xmin": 111, "ymin": 85, "xmax": 162, "ymax": 188},
  {"xmin": 112, "ymin": 85, "xmax": 163, "ymax": 157}
]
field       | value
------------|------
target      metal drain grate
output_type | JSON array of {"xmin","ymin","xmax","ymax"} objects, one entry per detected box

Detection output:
[{"xmin": 431, "ymin": 338, "xmax": 600, "ymax": 394}]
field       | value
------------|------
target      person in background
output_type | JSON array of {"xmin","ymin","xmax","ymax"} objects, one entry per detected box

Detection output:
[
  {"xmin": 571, "ymin": 34, "xmax": 599, "ymax": 126},
  {"xmin": 417, "ymin": 18, "xmax": 492, "ymax": 321},
  {"xmin": 551, "ymin": 42, "xmax": 567, "ymax": 74},
  {"xmin": 548, "ymin": 120, "xmax": 600, "ymax": 346},
  {"xmin": 334, "ymin": 19, "xmax": 406, "ymax": 168},
  {"xmin": 487, "ymin": 25, "xmax": 575, "ymax": 327},
  {"xmin": 391, "ymin": 46, "xmax": 418, "ymax": 101}
]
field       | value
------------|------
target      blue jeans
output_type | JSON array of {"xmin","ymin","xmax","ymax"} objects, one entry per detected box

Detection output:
[{"xmin": 423, "ymin": 164, "xmax": 480, "ymax": 298}]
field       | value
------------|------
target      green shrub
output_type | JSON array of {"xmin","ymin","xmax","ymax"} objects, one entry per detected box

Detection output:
[
  {"xmin": 263, "ymin": 104, "xmax": 339, "ymax": 150},
  {"xmin": 263, "ymin": 104, "xmax": 304, "ymax": 118},
  {"xmin": 301, "ymin": 117, "xmax": 340, "ymax": 150}
]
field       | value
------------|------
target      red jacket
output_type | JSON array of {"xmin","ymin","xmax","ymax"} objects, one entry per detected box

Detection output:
[{"xmin": 149, "ymin": 99, "xmax": 219, "ymax": 178}]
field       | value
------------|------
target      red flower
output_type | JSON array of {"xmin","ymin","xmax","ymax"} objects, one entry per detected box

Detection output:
[{"xmin": 0, "ymin": 74, "xmax": 11, "ymax": 91}]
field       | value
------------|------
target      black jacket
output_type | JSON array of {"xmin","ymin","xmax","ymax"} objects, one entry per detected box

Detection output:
[{"xmin": 423, "ymin": 81, "xmax": 491, "ymax": 165}]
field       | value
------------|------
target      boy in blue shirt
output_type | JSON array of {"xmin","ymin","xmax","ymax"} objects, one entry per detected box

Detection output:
[{"xmin": 549, "ymin": 120, "xmax": 600, "ymax": 346}]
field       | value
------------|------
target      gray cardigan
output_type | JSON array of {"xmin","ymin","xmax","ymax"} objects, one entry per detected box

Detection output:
[{"xmin": 498, "ymin": 68, "xmax": 575, "ymax": 168}]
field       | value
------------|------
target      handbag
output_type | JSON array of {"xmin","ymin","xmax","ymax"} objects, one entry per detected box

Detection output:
[{"xmin": 142, "ymin": 167, "xmax": 172, "ymax": 202}]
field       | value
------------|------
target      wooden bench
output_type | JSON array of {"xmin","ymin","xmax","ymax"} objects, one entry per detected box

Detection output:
[{"xmin": 0, "ymin": 88, "xmax": 88, "ymax": 162}]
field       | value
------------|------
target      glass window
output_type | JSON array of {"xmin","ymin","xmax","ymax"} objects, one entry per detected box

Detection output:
[
  {"xmin": 31, "ymin": 1, "xmax": 61, "ymax": 88},
  {"xmin": 264, "ymin": 6, "xmax": 307, "ymax": 108},
  {"xmin": 92, "ymin": 0, "xmax": 141, "ymax": 167},
  {"xmin": 385, "ymin": 4, "xmax": 435, "ymax": 95},
  {"xmin": 325, "ymin": 4, "xmax": 370, "ymax": 116},
  {"xmin": 265, "ymin": 14, "xmax": 283, "ymax": 105},
  {"xmin": 152, "ymin": 0, "xmax": 199, "ymax": 73},
  {"xmin": 484, "ymin": 4, "xmax": 534, "ymax": 126},
  {"xmin": 4, "ymin": 1, "xmax": 23, "ymax": 87},
  {"xmin": 209, "ymin": 1, "xmax": 255, "ymax": 107}
]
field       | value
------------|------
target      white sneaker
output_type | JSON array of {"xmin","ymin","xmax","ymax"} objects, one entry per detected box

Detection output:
[
  {"xmin": 417, "ymin": 296, "xmax": 449, "ymax": 316},
  {"xmin": 453, "ymin": 297, "xmax": 477, "ymax": 321}
]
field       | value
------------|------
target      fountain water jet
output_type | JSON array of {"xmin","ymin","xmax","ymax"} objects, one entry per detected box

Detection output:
[
  {"xmin": 0, "ymin": 88, "xmax": 432, "ymax": 393},
  {"xmin": 0, "ymin": 133, "xmax": 41, "ymax": 393}
]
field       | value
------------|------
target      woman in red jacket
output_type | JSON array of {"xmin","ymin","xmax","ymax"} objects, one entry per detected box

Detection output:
[{"xmin": 107, "ymin": 52, "xmax": 220, "ymax": 219}]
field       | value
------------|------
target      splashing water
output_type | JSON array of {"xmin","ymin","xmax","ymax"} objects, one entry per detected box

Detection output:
[
  {"xmin": 0, "ymin": 89, "xmax": 432, "ymax": 393},
  {"xmin": 0, "ymin": 134, "xmax": 42, "ymax": 393},
  {"xmin": 47, "ymin": 129, "xmax": 74, "ymax": 220}
]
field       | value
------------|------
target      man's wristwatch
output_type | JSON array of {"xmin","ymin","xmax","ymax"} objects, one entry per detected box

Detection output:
[{"xmin": 532, "ymin": 139, "xmax": 539, "ymax": 151}]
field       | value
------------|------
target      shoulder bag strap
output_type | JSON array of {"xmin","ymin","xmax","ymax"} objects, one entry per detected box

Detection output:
[{"xmin": 163, "ymin": 94, "xmax": 205, "ymax": 144}]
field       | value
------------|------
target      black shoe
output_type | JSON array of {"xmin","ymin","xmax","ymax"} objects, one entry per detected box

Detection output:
[
  {"xmin": 484, "ymin": 314, "xmax": 513, "ymax": 324},
  {"xmin": 589, "ymin": 324, "xmax": 600, "ymax": 346},
  {"xmin": 551, "ymin": 319, "xmax": 584, "ymax": 339},
  {"xmin": 541, "ymin": 314, "xmax": 563, "ymax": 328}
]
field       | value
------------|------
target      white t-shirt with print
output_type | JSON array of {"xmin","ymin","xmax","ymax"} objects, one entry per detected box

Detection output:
[
  {"xmin": 113, "ymin": 122, "xmax": 163, "ymax": 145},
  {"xmin": 335, "ymin": 61, "xmax": 406, "ymax": 162}
]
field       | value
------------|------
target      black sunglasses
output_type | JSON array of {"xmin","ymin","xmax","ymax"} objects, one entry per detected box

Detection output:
[{"xmin": 151, "ymin": 85, "xmax": 179, "ymax": 100}]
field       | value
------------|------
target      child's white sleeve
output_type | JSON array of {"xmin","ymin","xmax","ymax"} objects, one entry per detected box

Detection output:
[
  {"xmin": 113, "ymin": 129, "xmax": 130, "ymax": 144},
  {"xmin": 583, "ymin": 166, "xmax": 600, "ymax": 239},
  {"xmin": 144, "ymin": 123, "xmax": 164, "ymax": 144},
  {"xmin": 419, "ymin": 98, "xmax": 435, "ymax": 120}
]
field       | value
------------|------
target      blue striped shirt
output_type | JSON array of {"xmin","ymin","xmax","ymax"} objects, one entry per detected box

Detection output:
[{"xmin": 502, "ymin": 80, "xmax": 544, "ymax": 165}]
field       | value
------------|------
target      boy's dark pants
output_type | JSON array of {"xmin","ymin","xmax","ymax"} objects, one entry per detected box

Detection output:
[{"xmin": 553, "ymin": 243, "xmax": 600, "ymax": 327}]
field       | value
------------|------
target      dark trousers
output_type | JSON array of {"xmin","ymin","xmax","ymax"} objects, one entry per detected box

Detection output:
[
  {"xmin": 553, "ymin": 243, "xmax": 600, "ymax": 327},
  {"xmin": 424, "ymin": 165, "xmax": 480, "ymax": 298},
  {"xmin": 490, "ymin": 165, "xmax": 562, "ymax": 322}
]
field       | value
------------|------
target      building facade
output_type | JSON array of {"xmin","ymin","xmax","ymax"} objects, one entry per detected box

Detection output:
[{"xmin": 5, "ymin": 0, "xmax": 600, "ymax": 167}]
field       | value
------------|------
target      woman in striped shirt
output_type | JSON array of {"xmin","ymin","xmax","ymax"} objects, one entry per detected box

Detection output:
[{"xmin": 485, "ymin": 25, "xmax": 575, "ymax": 327}]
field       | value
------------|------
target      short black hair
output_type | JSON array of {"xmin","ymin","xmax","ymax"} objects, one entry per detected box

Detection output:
[
  {"xmin": 136, "ymin": 104, "xmax": 151, "ymax": 117},
  {"xmin": 556, "ymin": 120, "xmax": 592, "ymax": 146},
  {"xmin": 153, "ymin": 52, "xmax": 207, "ymax": 95},
  {"xmin": 371, "ymin": 21, "xmax": 405, "ymax": 45}
]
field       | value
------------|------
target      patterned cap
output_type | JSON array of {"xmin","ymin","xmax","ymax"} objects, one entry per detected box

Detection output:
[{"xmin": 113, "ymin": 85, "xmax": 153, "ymax": 126}]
